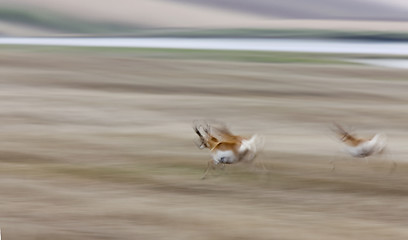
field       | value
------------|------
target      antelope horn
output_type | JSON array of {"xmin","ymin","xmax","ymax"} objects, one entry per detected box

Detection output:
[
  {"xmin": 332, "ymin": 122, "xmax": 348, "ymax": 135},
  {"xmin": 193, "ymin": 121, "xmax": 203, "ymax": 137}
]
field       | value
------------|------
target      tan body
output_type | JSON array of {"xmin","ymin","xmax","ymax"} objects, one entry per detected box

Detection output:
[{"xmin": 342, "ymin": 136, "xmax": 366, "ymax": 147}]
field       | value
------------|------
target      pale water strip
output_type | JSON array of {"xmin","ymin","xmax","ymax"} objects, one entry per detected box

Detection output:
[
  {"xmin": 2, "ymin": 37, "xmax": 408, "ymax": 68},
  {"xmin": 0, "ymin": 37, "xmax": 408, "ymax": 55}
]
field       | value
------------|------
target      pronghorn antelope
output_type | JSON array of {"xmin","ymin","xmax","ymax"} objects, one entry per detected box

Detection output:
[
  {"xmin": 331, "ymin": 123, "xmax": 396, "ymax": 172},
  {"xmin": 193, "ymin": 120, "xmax": 263, "ymax": 179}
]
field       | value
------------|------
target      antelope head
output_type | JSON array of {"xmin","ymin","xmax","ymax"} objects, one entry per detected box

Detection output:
[
  {"xmin": 331, "ymin": 122, "xmax": 362, "ymax": 146},
  {"xmin": 332, "ymin": 123, "xmax": 350, "ymax": 141},
  {"xmin": 193, "ymin": 120, "xmax": 220, "ymax": 150}
]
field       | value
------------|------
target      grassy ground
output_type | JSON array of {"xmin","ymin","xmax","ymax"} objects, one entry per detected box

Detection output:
[{"xmin": 1, "ymin": 46, "xmax": 408, "ymax": 239}]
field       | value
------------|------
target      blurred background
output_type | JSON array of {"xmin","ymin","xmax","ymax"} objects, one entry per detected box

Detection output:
[
  {"xmin": 1, "ymin": 1, "xmax": 408, "ymax": 240},
  {"xmin": 2, "ymin": 0, "xmax": 408, "ymax": 36}
]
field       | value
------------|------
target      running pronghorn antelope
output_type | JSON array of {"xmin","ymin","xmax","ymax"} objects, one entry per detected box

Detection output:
[
  {"xmin": 331, "ymin": 123, "xmax": 396, "ymax": 173},
  {"xmin": 193, "ymin": 120, "xmax": 263, "ymax": 179}
]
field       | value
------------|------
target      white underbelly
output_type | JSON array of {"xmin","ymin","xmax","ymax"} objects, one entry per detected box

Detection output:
[
  {"xmin": 212, "ymin": 150, "xmax": 237, "ymax": 164},
  {"xmin": 345, "ymin": 145, "xmax": 371, "ymax": 157},
  {"xmin": 345, "ymin": 134, "xmax": 386, "ymax": 157}
]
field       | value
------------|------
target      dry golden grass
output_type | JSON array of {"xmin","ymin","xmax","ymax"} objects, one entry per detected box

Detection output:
[{"xmin": 0, "ymin": 47, "xmax": 408, "ymax": 239}]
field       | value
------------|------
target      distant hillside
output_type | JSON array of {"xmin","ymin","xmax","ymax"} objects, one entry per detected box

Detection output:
[
  {"xmin": 2, "ymin": 0, "xmax": 408, "ymax": 36},
  {"xmin": 0, "ymin": 0, "xmax": 272, "ymax": 29},
  {"xmin": 170, "ymin": 0, "xmax": 408, "ymax": 21},
  {"xmin": 0, "ymin": 7, "xmax": 138, "ymax": 36}
]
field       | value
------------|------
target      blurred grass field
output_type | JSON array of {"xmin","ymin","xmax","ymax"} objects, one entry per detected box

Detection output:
[{"xmin": 1, "ymin": 46, "xmax": 408, "ymax": 239}]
